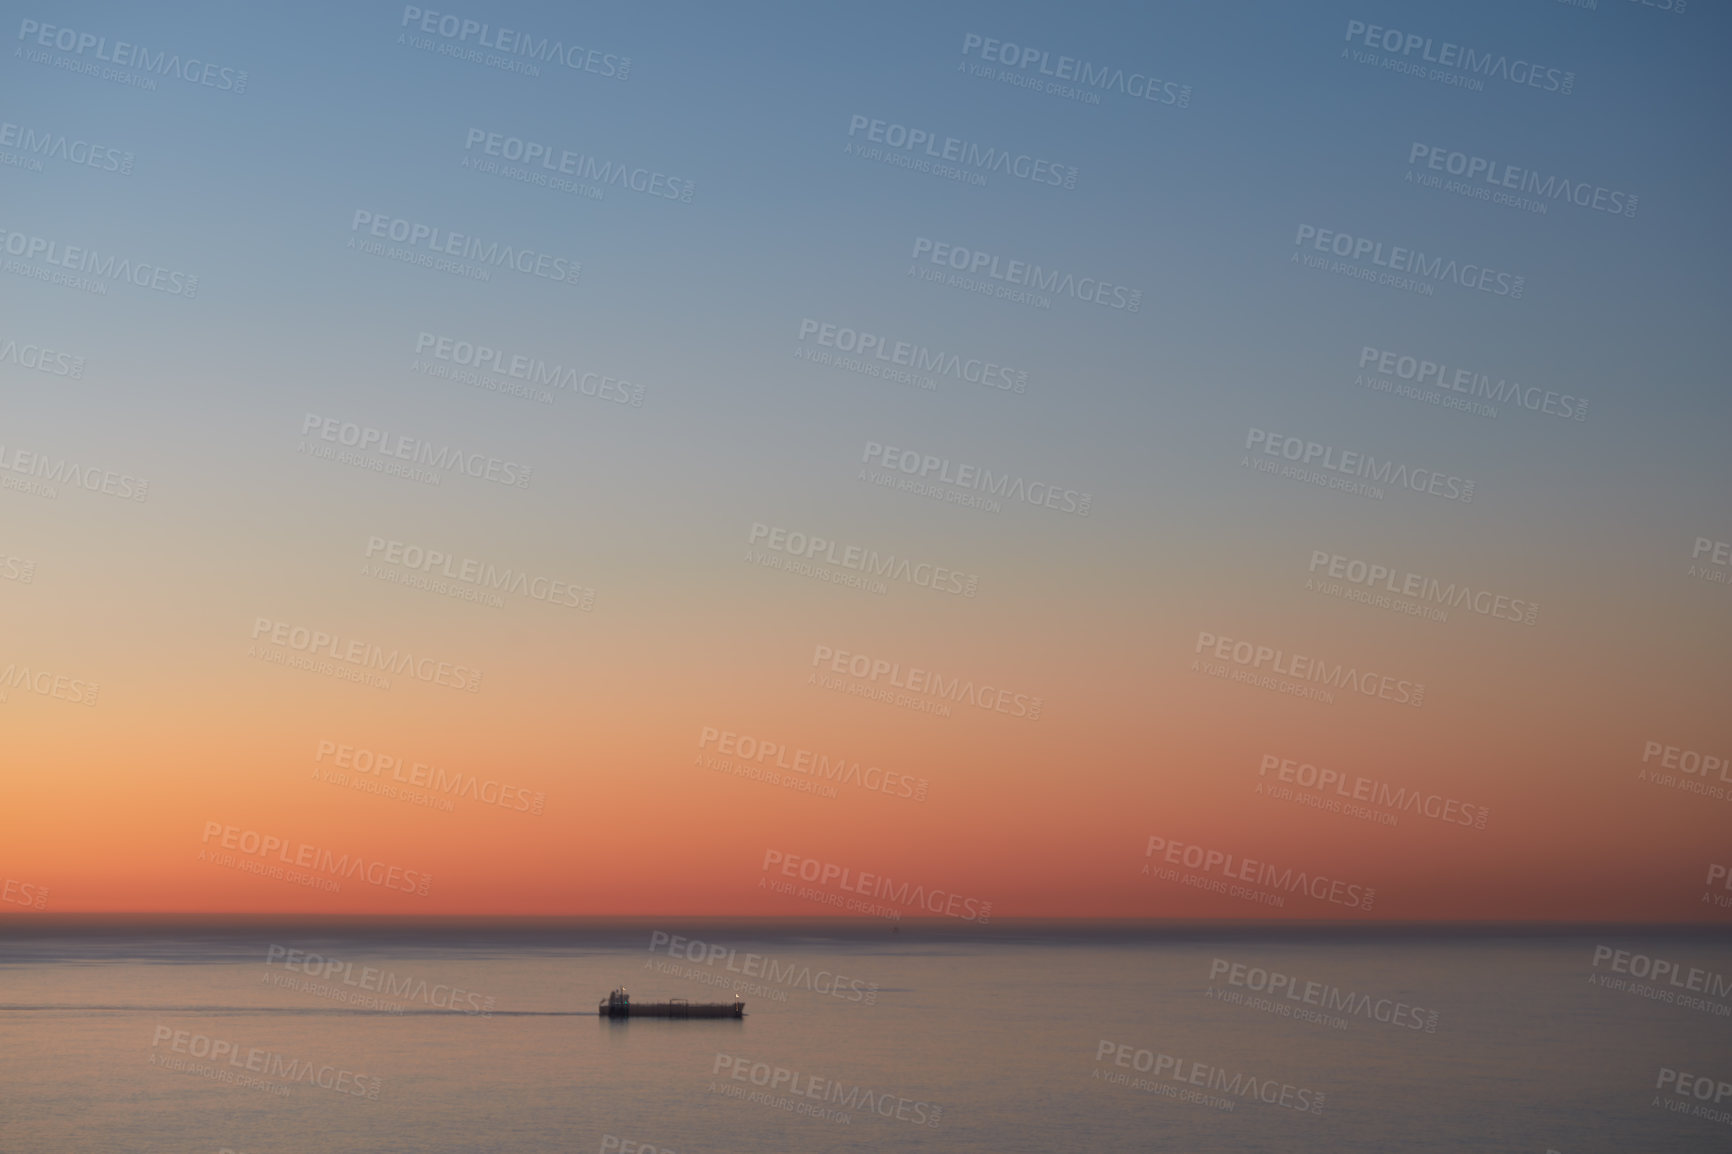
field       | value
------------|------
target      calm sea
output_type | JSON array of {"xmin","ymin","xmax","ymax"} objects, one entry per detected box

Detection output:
[{"xmin": 2, "ymin": 921, "xmax": 1729, "ymax": 1153}]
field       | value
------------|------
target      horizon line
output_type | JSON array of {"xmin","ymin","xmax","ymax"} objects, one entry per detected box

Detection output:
[{"xmin": 4, "ymin": 913, "xmax": 1730, "ymax": 931}]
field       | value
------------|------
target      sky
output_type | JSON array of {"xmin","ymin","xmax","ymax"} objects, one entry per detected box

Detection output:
[{"xmin": 2, "ymin": 0, "xmax": 1729, "ymax": 919}]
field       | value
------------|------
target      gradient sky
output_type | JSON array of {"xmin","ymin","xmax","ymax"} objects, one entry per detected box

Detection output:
[{"xmin": 2, "ymin": 0, "xmax": 1729, "ymax": 919}]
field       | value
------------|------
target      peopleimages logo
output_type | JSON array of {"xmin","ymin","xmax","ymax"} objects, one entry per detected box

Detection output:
[
  {"xmin": 1357, "ymin": 345, "xmax": 1586, "ymax": 421},
  {"xmin": 1093, "ymin": 1039, "xmax": 1326, "ymax": 1113},
  {"xmin": 1294, "ymin": 225, "xmax": 1524, "ymax": 297},
  {"xmin": 796, "ymin": 318, "xmax": 1027, "ymax": 392},
  {"xmin": 910, "ymin": 238, "xmax": 1142, "ymax": 311},
  {"xmin": 364, "ymin": 536, "xmax": 594, "ymax": 610},
  {"xmin": 649, "ymin": 931, "xmax": 879, "ymax": 1003},
  {"xmin": 698, "ymin": 726, "xmax": 928, "ymax": 801},
  {"xmin": 2, "ymin": 878, "xmax": 48, "ymax": 910},
  {"xmin": 861, "ymin": 441, "xmax": 1090, "ymax": 516},
  {"xmin": 1307, "ymin": 549, "xmax": 1537, "ymax": 626},
  {"xmin": 1689, "ymin": 536, "xmax": 1732, "ymax": 588},
  {"xmin": 1592, "ymin": 945, "xmax": 1732, "ymax": 1000},
  {"xmin": 809, "ymin": 643, "xmax": 1043, "ymax": 720},
  {"xmin": 265, "ymin": 945, "xmax": 495, "ymax": 1014},
  {"xmin": 150, "ymin": 1025, "xmax": 380, "ymax": 1099},
  {"xmin": 349, "ymin": 211, "xmax": 580, "ymax": 284},
  {"xmin": 0, "ymin": 443, "xmax": 149, "ymax": 501},
  {"xmin": 0, "ymin": 225, "xmax": 198, "ymax": 296},
  {"xmin": 0, "ymin": 334, "xmax": 86, "ymax": 377},
  {"xmin": 1704, "ymin": 864, "xmax": 1731, "ymax": 911},
  {"xmin": 1207, "ymin": 957, "xmax": 1440, "ymax": 1032},
  {"xmin": 1195, "ymin": 629, "xmax": 1425, "ymax": 708},
  {"xmin": 1258, "ymin": 753, "xmax": 1489, "ymax": 830},
  {"xmin": 199, "ymin": 821, "xmax": 432, "ymax": 896},
  {"xmin": 414, "ymin": 331, "xmax": 642, "ymax": 406},
  {"xmin": 1145, "ymin": 835, "xmax": 1376, "ymax": 910},
  {"xmin": 315, "ymin": 739, "xmax": 546, "ymax": 815},
  {"xmin": 1342, "ymin": 19, "xmax": 1574, "ymax": 94},
  {"xmin": 462, "ymin": 129, "xmax": 692, "ymax": 201},
  {"xmin": 1245, "ymin": 427, "xmax": 1474, "ymax": 503},
  {"xmin": 960, "ymin": 34, "xmax": 1191, "ymax": 107},
  {"xmin": 16, "ymin": 19, "xmax": 249, "ymax": 92},
  {"xmin": 1653, "ymin": 1066, "xmax": 1732, "ymax": 1126},
  {"xmin": 747, "ymin": 522, "xmax": 978, "ymax": 597},
  {"xmin": 711, "ymin": 1053, "xmax": 943, "ymax": 1127},
  {"xmin": 1641, "ymin": 740, "xmax": 1729, "ymax": 783},
  {"xmin": 1692, "ymin": 537, "xmax": 1731, "ymax": 567},
  {"xmin": 0, "ymin": 661, "xmax": 100, "ymax": 706},
  {"xmin": 299, "ymin": 413, "xmax": 532, "ymax": 488},
  {"xmin": 249, "ymin": 617, "xmax": 483, "ymax": 693},
  {"xmin": 1407, "ymin": 143, "xmax": 1636, "ymax": 218},
  {"xmin": 846, "ymin": 114, "xmax": 1078, "ymax": 188},
  {"xmin": 0, "ymin": 548, "xmax": 35, "ymax": 583},
  {"xmin": 0, "ymin": 118, "xmax": 133, "ymax": 174},
  {"xmin": 398, "ymin": 6, "xmax": 630, "ymax": 79},
  {"xmin": 761, "ymin": 850, "xmax": 992, "ymax": 922}
]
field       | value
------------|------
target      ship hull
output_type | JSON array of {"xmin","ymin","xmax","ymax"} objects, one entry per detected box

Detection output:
[{"xmin": 601, "ymin": 1003, "xmax": 743, "ymax": 1018}]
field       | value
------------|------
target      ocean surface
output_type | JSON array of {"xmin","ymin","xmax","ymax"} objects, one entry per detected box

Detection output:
[{"xmin": 2, "ymin": 921, "xmax": 1730, "ymax": 1153}]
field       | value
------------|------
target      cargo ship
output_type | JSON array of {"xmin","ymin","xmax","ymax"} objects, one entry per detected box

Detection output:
[{"xmin": 598, "ymin": 987, "xmax": 744, "ymax": 1018}]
